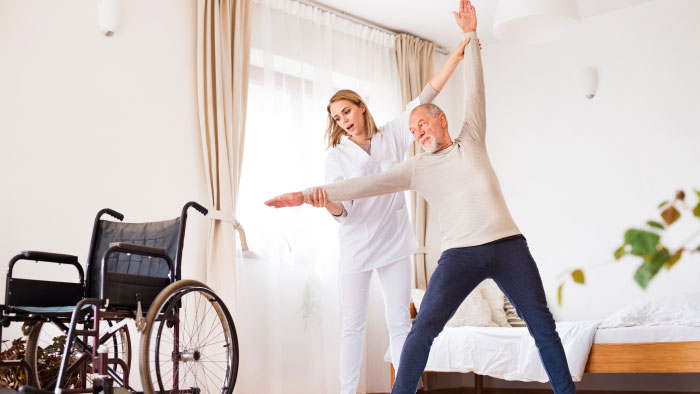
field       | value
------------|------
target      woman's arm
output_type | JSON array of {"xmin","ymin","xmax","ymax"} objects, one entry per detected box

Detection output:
[
  {"xmin": 325, "ymin": 201, "xmax": 345, "ymax": 216},
  {"xmin": 385, "ymin": 6, "xmax": 478, "ymax": 154},
  {"xmin": 322, "ymin": 156, "xmax": 351, "ymax": 219},
  {"xmin": 385, "ymin": 37, "xmax": 472, "ymax": 154}
]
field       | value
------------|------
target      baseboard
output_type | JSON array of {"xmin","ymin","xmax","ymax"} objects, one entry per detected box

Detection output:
[
  {"xmin": 408, "ymin": 389, "xmax": 692, "ymax": 394},
  {"xmin": 371, "ymin": 390, "xmax": 692, "ymax": 394}
]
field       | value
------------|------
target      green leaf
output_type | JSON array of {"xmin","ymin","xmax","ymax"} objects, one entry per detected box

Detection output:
[
  {"xmin": 658, "ymin": 200, "xmax": 669, "ymax": 209},
  {"xmin": 693, "ymin": 202, "xmax": 700, "ymax": 219},
  {"xmin": 634, "ymin": 248, "xmax": 669, "ymax": 289},
  {"xmin": 634, "ymin": 264, "xmax": 653, "ymax": 289},
  {"xmin": 571, "ymin": 269, "xmax": 585, "ymax": 284},
  {"xmin": 647, "ymin": 220, "xmax": 665, "ymax": 230},
  {"xmin": 661, "ymin": 205, "xmax": 681, "ymax": 226},
  {"xmin": 652, "ymin": 248, "xmax": 670, "ymax": 266},
  {"xmin": 624, "ymin": 229, "xmax": 660, "ymax": 256},
  {"xmin": 614, "ymin": 244, "xmax": 627, "ymax": 260},
  {"xmin": 665, "ymin": 248, "xmax": 684, "ymax": 270},
  {"xmin": 557, "ymin": 283, "xmax": 564, "ymax": 306}
]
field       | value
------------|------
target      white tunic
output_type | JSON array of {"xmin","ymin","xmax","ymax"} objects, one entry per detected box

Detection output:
[{"xmin": 324, "ymin": 87, "xmax": 436, "ymax": 274}]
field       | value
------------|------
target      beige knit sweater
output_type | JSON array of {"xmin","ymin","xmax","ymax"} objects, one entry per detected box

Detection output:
[{"xmin": 305, "ymin": 32, "xmax": 520, "ymax": 251}]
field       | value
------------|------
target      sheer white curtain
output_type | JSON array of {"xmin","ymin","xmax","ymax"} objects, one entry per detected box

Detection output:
[{"xmin": 234, "ymin": 0, "xmax": 401, "ymax": 393}]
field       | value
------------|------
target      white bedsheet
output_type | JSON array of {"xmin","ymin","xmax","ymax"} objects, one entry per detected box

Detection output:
[{"xmin": 388, "ymin": 321, "xmax": 600, "ymax": 383}]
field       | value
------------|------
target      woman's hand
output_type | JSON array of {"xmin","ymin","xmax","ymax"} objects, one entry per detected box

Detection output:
[
  {"xmin": 264, "ymin": 192, "xmax": 304, "ymax": 208},
  {"xmin": 309, "ymin": 187, "xmax": 327, "ymax": 208},
  {"xmin": 308, "ymin": 188, "xmax": 345, "ymax": 216},
  {"xmin": 452, "ymin": 0, "xmax": 477, "ymax": 33},
  {"xmin": 449, "ymin": 37, "xmax": 472, "ymax": 62}
]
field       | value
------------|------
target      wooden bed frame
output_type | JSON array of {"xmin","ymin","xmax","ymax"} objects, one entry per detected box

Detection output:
[
  {"xmin": 389, "ymin": 304, "xmax": 700, "ymax": 392},
  {"xmin": 584, "ymin": 341, "xmax": 700, "ymax": 373},
  {"xmin": 390, "ymin": 341, "xmax": 700, "ymax": 393}
]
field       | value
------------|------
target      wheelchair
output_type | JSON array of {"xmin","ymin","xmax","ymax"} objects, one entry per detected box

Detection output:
[{"xmin": 0, "ymin": 202, "xmax": 239, "ymax": 394}]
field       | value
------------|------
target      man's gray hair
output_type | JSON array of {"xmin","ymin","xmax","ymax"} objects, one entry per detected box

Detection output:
[{"xmin": 411, "ymin": 103, "xmax": 446, "ymax": 121}]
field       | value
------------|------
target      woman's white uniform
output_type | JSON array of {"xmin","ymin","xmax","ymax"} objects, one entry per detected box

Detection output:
[{"xmin": 325, "ymin": 86, "xmax": 437, "ymax": 394}]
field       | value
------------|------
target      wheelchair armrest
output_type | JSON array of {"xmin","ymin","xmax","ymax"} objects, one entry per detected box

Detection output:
[
  {"xmin": 109, "ymin": 242, "xmax": 168, "ymax": 257},
  {"xmin": 8, "ymin": 251, "xmax": 84, "ymax": 283},
  {"xmin": 22, "ymin": 250, "xmax": 78, "ymax": 265},
  {"xmin": 100, "ymin": 243, "xmax": 175, "ymax": 300}
]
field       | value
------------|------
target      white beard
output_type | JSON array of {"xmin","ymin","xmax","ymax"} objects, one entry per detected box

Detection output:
[{"xmin": 421, "ymin": 135, "xmax": 439, "ymax": 153}]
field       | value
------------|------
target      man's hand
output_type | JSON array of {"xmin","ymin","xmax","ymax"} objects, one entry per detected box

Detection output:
[
  {"xmin": 452, "ymin": 0, "xmax": 477, "ymax": 33},
  {"xmin": 264, "ymin": 192, "xmax": 304, "ymax": 208}
]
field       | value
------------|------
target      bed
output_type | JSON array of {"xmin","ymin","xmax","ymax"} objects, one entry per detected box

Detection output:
[{"xmin": 388, "ymin": 291, "xmax": 700, "ymax": 393}]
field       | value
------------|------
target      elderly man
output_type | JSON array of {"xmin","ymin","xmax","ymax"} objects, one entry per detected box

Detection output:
[{"xmin": 265, "ymin": 1, "xmax": 576, "ymax": 393}]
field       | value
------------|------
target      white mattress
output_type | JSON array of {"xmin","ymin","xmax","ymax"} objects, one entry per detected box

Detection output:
[
  {"xmin": 420, "ymin": 321, "xmax": 599, "ymax": 383},
  {"xmin": 593, "ymin": 325, "xmax": 700, "ymax": 344}
]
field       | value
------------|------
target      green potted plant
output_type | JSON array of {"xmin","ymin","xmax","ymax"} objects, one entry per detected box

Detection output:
[{"xmin": 559, "ymin": 189, "xmax": 700, "ymax": 305}]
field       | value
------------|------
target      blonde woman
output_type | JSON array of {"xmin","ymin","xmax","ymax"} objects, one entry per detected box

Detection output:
[{"xmin": 311, "ymin": 32, "xmax": 472, "ymax": 394}]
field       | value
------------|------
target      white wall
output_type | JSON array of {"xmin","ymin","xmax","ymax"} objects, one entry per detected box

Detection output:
[
  {"xmin": 0, "ymin": 0, "xmax": 208, "ymax": 384},
  {"xmin": 425, "ymin": 0, "xmax": 700, "ymax": 391},
  {"xmin": 1, "ymin": 0, "xmax": 207, "ymax": 280}
]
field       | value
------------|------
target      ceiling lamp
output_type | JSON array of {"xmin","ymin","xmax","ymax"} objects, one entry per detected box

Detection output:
[
  {"xmin": 98, "ymin": 0, "xmax": 119, "ymax": 37},
  {"xmin": 494, "ymin": 0, "xmax": 581, "ymax": 44}
]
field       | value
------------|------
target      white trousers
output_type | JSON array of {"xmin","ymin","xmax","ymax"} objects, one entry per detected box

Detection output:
[{"xmin": 339, "ymin": 257, "xmax": 412, "ymax": 394}]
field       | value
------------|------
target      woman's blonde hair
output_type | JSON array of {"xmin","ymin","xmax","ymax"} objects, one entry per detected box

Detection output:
[{"xmin": 325, "ymin": 89, "xmax": 379, "ymax": 149}]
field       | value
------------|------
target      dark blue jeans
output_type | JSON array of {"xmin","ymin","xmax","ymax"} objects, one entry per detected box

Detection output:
[{"xmin": 392, "ymin": 235, "xmax": 576, "ymax": 394}]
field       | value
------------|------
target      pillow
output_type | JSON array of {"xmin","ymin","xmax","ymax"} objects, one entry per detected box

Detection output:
[
  {"xmin": 504, "ymin": 297, "xmax": 526, "ymax": 327},
  {"xmin": 411, "ymin": 288, "xmax": 496, "ymax": 328},
  {"xmin": 476, "ymin": 279, "xmax": 510, "ymax": 327},
  {"xmin": 599, "ymin": 293, "xmax": 700, "ymax": 328}
]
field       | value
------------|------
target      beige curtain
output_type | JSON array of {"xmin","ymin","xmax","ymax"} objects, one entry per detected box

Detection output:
[
  {"xmin": 196, "ymin": 0, "xmax": 251, "ymax": 305},
  {"xmin": 395, "ymin": 33, "xmax": 434, "ymax": 290}
]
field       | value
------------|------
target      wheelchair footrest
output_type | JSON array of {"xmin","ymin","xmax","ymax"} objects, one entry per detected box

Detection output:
[{"xmin": 17, "ymin": 386, "xmax": 51, "ymax": 394}]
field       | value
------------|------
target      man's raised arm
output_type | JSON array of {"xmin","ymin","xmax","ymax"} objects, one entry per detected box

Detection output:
[
  {"xmin": 453, "ymin": 0, "xmax": 486, "ymax": 144},
  {"xmin": 264, "ymin": 160, "xmax": 413, "ymax": 208}
]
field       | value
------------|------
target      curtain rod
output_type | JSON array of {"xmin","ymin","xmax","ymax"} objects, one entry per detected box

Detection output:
[{"xmin": 292, "ymin": 0, "xmax": 450, "ymax": 55}]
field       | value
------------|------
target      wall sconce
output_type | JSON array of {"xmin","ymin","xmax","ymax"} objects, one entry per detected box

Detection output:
[
  {"xmin": 583, "ymin": 66, "xmax": 598, "ymax": 99},
  {"xmin": 494, "ymin": 0, "xmax": 581, "ymax": 44},
  {"xmin": 98, "ymin": 0, "xmax": 118, "ymax": 36}
]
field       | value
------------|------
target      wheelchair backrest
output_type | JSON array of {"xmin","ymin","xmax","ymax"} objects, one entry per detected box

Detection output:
[{"xmin": 86, "ymin": 218, "xmax": 181, "ymax": 299}]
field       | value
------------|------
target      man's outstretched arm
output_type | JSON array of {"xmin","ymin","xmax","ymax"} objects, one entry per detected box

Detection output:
[
  {"xmin": 265, "ymin": 160, "xmax": 414, "ymax": 208},
  {"xmin": 453, "ymin": 0, "xmax": 486, "ymax": 144}
]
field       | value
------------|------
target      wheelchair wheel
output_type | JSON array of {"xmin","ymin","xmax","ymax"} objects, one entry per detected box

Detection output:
[
  {"xmin": 25, "ymin": 320, "xmax": 131, "ymax": 390},
  {"xmin": 139, "ymin": 280, "xmax": 238, "ymax": 394}
]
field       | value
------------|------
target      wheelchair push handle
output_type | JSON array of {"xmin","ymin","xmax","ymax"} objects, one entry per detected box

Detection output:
[
  {"xmin": 185, "ymin": 201, "xmax": 208, "ymax": 216},
  {"xmin": 101, "ymin": 208, "xmax": 124, "ymax": 221}
]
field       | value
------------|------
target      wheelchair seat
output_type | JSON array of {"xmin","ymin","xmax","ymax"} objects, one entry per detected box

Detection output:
[{"xmin": 7, "ymin": 304, "xmax": 91, "ymax": 316}]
